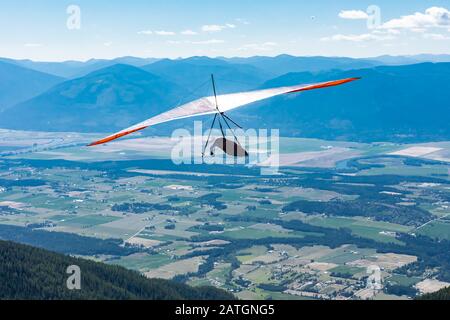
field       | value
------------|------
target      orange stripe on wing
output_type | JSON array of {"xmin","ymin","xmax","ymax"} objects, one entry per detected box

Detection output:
[
  {"xmin": 87, "ymin": 126, "xmax": 148, "ymax": 147},
  {"xmin": 286, "ymin": 77, "xmax": 361, "ymax": 94}
]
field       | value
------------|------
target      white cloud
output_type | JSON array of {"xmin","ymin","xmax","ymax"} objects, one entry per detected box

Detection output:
[
  {"xmin": 321, "ymin": 33, "xmax": 394, "ymax": 42},
  {"xmin": 103, "ymin": 42, "xmax": 113, "ymax": 47},
  {"xmin": 190, "ymin": 39, "xmax": 225, "ymax": 45},
  {"xmin": 138, "ymin": 30, "xmax": 176, "ymax": 36},
  {"xmin": 380, "ymin": 6, "xmax": 450, "ymax": 30},
  {"xmin": 24, "ymin": 43, "xmax": 43, "ymax": 47},
  {"xmin": 154, "ymin": 30, "xmax": 176, "ymax": 36},
  {"xmin": 166, "ymin": 40, "xmax": 184, "ymax": 45},
  {"xmin": 322, "ymin": 7, "xmax": 450, "ymax": 44},
  {"xmin": 202, "ymin": 25, "xmax": 224, "ymax": 32},
  {"xmin": 373, "ymin": 29, "xmax": 401, "ymax": 35},
  {"xmin": 202, "ymin": 24, "xmax": 235, "ymax": 32},
  {"xmin": 181, "ymin": 30, "xmax": 198, "ymax": 35},
  {"xmin": 137, "ymin": 30, "xmax": 153, "ymax": 35},
  {"xmin": 236, "ymin": 18, "xmax": 250, "ymax": 25},
  {"xmin": 423, "ymin": 33, "xmax": 450, "ymax": 40},
  {"xmin": 165, "ymin": 39, "xmax": 225, "ymax": 45},
  {"xmin": 338, "ymin": 10, "xmax": 369, "ymax": 20}
]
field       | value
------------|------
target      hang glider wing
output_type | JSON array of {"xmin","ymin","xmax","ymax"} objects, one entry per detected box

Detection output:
[{"xmin": 88, "ymin": 77, "xmax": 360, "ymax": 146}]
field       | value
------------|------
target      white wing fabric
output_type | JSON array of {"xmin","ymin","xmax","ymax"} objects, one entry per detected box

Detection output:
[{"xmin": 88, "ymin": 77, "xmax": 359, "ymax": 146}]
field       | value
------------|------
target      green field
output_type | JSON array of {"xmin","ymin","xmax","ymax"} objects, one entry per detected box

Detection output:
[
  {"xmin": 357, "ymin": 165, "xmax": 450, "ymax": 178},
  {"xmin": 108, "ymin": 253, "xmax": 172, "ymax": 271},
  {"xmin": 221, "ymin": 228, "xmax": 318, "ymax": 240},
  {"xmin": 329, "ymin": 265, "xmax": 365, "ymax": 277},
  {"xmin": 57, "ymin": 214, "xmax": 122, "ymax": 228},
  {"xmin": 307, "ymin": 216, "xmax": 411, "ymax": 244},
  {"xmin": 318, "ymin": 246, "xmax": 377, "ymax": 264},
  {"xmin": 237, "ymin": 246, "xmax": 268, "ymax": 263},
  {"xmin": 418, "ymin": 220, "xmax": 450, "ymax": 241},
  {"xmin": 386, "ymin": 274, "xmax": 421, "ymax": 286}
]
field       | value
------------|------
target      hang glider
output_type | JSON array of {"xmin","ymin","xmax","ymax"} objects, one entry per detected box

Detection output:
[{"xmin": 88, "ymin": 76, "xmax": 360, "ymax": 148}]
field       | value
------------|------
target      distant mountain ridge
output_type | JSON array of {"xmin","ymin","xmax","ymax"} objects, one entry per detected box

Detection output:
[
  {"xmin": 0, "ymin": 56, "xmax": 449, "ymax": 143},
  {"xmin": 0, "ymin": 56, "xmax": 160, "ymax": 78},
  {"xmin": 142, "ymin": 56, "xmax": 273, "ymax": 93},
  {"xmin": 234, "ymin": 62, "xmax": 450, "ymax": 142},
  {"xmin": 0, "ymin": 61, "xmax": 64, "ymax": 111},
  {"xmin": 370, "ymin": 54, "xmax": 450, "ymax": 65},
  {"xmin": 0, "ymin": 64, "xmax": 187, "ymax": 132},
  {"xmin": 222, "ymin": 54, "xmax": 381, "ymax": 77},
  {"xmin": 2, "ymin": 53, "xmax": 449, "ymax": 78}
]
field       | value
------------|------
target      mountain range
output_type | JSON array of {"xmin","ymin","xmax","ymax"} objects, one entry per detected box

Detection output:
[
  {"xmin": 4, "ymin": 53, "xmax": 449, "ymax": 79},
  {"xmin": 0, "ymin": 55, "xmax": 449, "ymax": 143},
  {"xmin": 0, "ymin": 64, "xmax": 186, "ymax": 132},
  {"xmin": 234, "ymin": 62, "xmax": 450, "ymax": 142},
  {"xmin": 142, "ymin": 56, "xmax": 273, "ymax": 93},
  {"xmin": 221, "ymin": 54, "xmax": 380, "ymax": 77},
  {"xmin": 0, "ymin": 56, "xmax": 159, "ymax": 78},
  {"xmin": 0, "ymin": 61, "xmax": 63, "ymax": 111}
]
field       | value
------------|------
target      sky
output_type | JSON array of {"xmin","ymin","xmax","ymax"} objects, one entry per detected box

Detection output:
[{"xmin": 0, "ymin": 0, "xmax": 449, "ymax": 61}]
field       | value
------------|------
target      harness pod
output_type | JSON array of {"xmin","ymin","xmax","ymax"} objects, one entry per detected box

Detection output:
[{"xmin": 210, "ymin": 137, "xmax": 249, "ymax": 158}]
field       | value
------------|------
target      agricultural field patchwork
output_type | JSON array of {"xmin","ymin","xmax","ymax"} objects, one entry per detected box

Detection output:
[{"xmin": 1, "ymin": 131, "xmax": 450, "ymax": 299}]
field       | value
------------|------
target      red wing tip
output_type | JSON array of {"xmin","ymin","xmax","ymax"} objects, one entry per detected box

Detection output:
[
  {"xmin": 87, "ymin": 142, "xmax": 99, "ymax": 147},
  {"xmin": 87, "ymin": 138, "xmax": 117, "ymax": 147},
  {"xmin": 87, "ymin": 126, "xmax": 149, "ymax": 147},
  {"xmin": 339, "ymin": 77, "xmax": 361, "ymax": 82},
  {"xmin": 87, "ymin": 140, "xmax": 106, "ymax": 147},
  {"xmin": 286, "ymin": 77, "xmax": 362, "ymax": 94}
]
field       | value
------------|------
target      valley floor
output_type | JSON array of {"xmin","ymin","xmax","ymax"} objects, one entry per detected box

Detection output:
[{"xmin": 1, "ymin": 129, "xmax": 449, "ymax": 300}]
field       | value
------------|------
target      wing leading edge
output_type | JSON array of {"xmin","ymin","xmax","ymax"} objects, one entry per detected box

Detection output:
[{"xmin": 88, "ymin": 77, "xmax": 360, "ymax": 146}]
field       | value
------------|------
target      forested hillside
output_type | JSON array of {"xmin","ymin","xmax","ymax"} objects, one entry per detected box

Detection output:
[
  {"xmin": 418, "ymin": 287, "xmax": 450, "ymax": 300},
  {"xmin": 0, "ymin": 240, "xmax": 235, "ymax": 300}
]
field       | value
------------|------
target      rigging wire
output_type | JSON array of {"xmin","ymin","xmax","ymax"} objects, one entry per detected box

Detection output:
[
  {"xmin": 218, "ymin": 117, "xmax": 226, "ymax": 138},
  {"xmin": 202, "ymin": 113, "xmax": 218, "ymax": 158},
  {"xmin": 220, "ymin": 112, "xmax": 245, "ymax": 150},
  {"xmin": 173, "ymin": 78, "xmax": 212, "ymax": 109},
  {"xmin": 221, "ymin": 113, "xmax": 243, "ymax": 129},
  {"xmin": 211, "ymin": 74, "xmax": 220, "ymax": 112},
  {"xmin": 201, "ymin": 74, "xmax": 249, "ymax": 158}
]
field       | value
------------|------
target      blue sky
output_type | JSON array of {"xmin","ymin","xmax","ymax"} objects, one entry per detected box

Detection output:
[{"xmin": 1, "ymin": 0, "xmax": 449, "ymax": 61}]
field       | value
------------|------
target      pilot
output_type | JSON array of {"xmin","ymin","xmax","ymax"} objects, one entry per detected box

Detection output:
[{"xmin": 210, "ymin": 137, "xmax": 249, "ymax": 158}]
